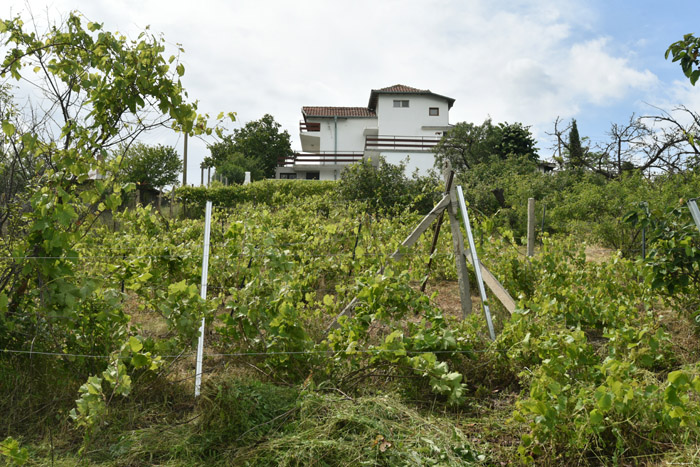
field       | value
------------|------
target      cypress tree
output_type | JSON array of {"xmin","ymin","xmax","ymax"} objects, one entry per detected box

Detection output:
[{"xmin": 568, "ymin": 119, "xmax": 585, "ymax": 170}]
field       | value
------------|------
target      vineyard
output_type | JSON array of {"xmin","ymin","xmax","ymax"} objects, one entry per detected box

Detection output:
[
  {"xmin": 4, "ymin": 12, "xmax": 700, "ymax": 466},
  {"xmin": 2, "ymin": 178, "xmax": 700, "ymax": 465}
]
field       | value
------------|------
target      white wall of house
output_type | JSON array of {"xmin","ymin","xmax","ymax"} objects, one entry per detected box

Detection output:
[
  {"xmin": 375, "ymin": 152, "xmax": 438, "ymax": 176},
  {"xmin": 305, "ymin": 116, "xmax": 376, "ymax": 153},
  {"xmin": 376, "ymin": 94, "xmax": 449, "ymax": 136}
]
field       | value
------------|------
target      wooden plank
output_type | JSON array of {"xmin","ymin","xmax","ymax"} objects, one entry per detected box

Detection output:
[
  {"xmin": 325, "ymin": 194, "xmax": 450, "ymax": 332},
  {"xmin": 463, "ymin": 253, "xmax": 516, "ymax": 315},
  {"xmin": 385, "ymin": 194, "xmax": 451, "ymax": 266}
]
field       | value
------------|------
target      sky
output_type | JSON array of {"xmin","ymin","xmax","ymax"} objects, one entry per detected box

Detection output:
[{"xmin": 4, "ymin": 0, "xmax": 700, "ymax": 185}]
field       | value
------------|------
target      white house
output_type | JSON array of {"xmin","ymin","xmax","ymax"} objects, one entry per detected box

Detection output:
[{"xmin": 276, "ymin": 85, "xmax": 455, "ymax": 180}]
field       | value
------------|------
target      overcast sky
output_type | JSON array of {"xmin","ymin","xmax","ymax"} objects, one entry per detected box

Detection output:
[{"xmin": 5, "ymin": 0, "xmax": 699, "ymax": 184}]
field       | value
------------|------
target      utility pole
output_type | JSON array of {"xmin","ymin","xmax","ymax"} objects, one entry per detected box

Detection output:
[{"xmin": 183, "ymin": 132, "xmax": 188, "ymax": 187}]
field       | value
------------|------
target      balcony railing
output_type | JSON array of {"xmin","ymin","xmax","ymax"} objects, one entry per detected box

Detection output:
[
  {"xmin": 300, "ymin": 121, "xmax": 321, "ymax": 132},
  {"xmin": 278, "ymin": 152, "xmax": 364, "ymax": 167},
  {"xmin": 365, "ymin": 135, "xmax": 442, "ymax": 151}
]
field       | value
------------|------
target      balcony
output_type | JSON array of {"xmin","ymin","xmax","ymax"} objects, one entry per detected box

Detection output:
[
  {"xmin": 300, "ymin": 121, "xmax": 321, "ymax": 132},
  {"xmin": 278, "ymin": 152, "xmax": 364, "ymax": 167},
  {"xmin": 365, "ymin": 135, "xmax": 442, "ymax": 151}
]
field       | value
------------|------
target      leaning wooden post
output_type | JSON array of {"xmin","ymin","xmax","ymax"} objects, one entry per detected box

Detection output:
[
  {"xmin": 527, "ymin": 198, "xmax": 535, "ymax": 257},
  {"xmin": 444, "ymin": 164, "xmax": 472, "ymax": 317}
]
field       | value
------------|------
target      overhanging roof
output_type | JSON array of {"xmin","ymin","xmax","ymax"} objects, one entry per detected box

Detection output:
[
  {"xmin": 302, "ymin": 106, "xmax": 377, "ymax": 118},
  {"xmin": 368, "ymin": 84, "xmax": 455, "ymax": 110}
]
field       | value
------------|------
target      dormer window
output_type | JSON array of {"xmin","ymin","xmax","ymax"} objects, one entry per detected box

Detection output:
[
  {"xmin": 393, "ymin": 99, "xmax": 409, "ymax": 108},
  {"xmin": 429, "ymin": 107, "xmax": 439, "ymax": 116}
]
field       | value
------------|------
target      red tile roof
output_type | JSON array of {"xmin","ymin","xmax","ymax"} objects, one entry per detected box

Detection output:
[
  {"xmin": 375, "ymin": 84, "xmax": 428, "ymax": 93},
  {"xmin": 368, "ymin": 84, "xmax": 455, "ymax": 110},
  {"xmin": 302, "ymin": 106, "xmax": 377, "ymax": 118},
  {"xmin": 302, "ymin": 85, "xmax": 455, "ymax": 120}
]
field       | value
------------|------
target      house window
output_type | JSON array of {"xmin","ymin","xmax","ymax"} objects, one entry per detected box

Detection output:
[
  {"xmin": 393, "ymin": 99, "xmax": 409, "ymax": 108},
  {"xmin": 429, "ymin": 107, "xmax": 439, "ymax": 116},
  {"xmin": 305, "ymin": 171, "xmax": 320, "ymax": 180},
  {"xmin": 279, "ymin": 173, "xmax": 297, "ymax": 179}
]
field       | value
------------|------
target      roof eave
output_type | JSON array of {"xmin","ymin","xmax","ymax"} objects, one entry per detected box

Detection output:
[{"xmin": 368, "ymin": 89, "xmax": 455, "ymax": 110}]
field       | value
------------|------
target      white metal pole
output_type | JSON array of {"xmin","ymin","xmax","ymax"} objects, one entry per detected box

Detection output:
[
  {"xmin": 195, "ymin": 200, "xmax": 213, "ymax": 397},
  {"xmin": 688, "ymin": 199, "xmax": 700, "ymax": 233},
  {"xmin": 456, "ymin": 186, "xmax": 496, "ymax": 341}
]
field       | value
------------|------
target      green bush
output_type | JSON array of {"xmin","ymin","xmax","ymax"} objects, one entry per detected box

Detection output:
[
  {"xmin": 175, "ymin": 179, "xmax": 337, "ymax": 212},
  {"xmin": 336, "ymin": 157, "xmax": 440, "ymax": 214}
]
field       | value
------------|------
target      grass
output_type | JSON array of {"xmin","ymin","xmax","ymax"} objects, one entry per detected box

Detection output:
[{"xmin": 7, "ymin": 373, "xmax": 491, "ymax": 466}]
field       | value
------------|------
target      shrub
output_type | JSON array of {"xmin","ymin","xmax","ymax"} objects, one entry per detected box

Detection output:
[{"xmin": 336, "ymin": 157, "xmax": 440, "ymax": 214}]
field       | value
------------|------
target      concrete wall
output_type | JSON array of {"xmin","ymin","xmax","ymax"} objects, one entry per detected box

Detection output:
[
  {"xmin": 376, "ymin": 152, "xmax": 438, "ymax": 177},
  {"xmin": 305, "ymin": 116, "xmax": 376, "ymax": 153},
  {"xmin": 376, "ymin": 94, "xmax": 449, "ymax": 137}
]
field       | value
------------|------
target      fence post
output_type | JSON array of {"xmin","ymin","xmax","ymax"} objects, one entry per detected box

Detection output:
[
  {"xmin": 527, "ymin": 198, "xmax": 535, "ymax": 257},
  {"xmin": 195, "ymin": 200, "xmax": 213, "ymax": 398},
  {"xmin": 443, "ymin": 165, "xmax": 472, "ymax": 318}
]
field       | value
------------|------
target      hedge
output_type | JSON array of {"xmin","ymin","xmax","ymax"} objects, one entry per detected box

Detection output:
[{"xmin": 175, "ymin": 179, "xmax": 337, "ymax": 210}]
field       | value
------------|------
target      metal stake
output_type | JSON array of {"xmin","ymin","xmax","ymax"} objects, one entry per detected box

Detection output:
[
  {"xmin": 456, "ymin": 186, "xmax": 496, "ymax": 341},
  {"xmin": 195, "ymin": 201, "xmax": 213, "ymax": 397}
]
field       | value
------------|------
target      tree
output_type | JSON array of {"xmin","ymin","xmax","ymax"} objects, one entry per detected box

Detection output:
[
  {"xmin": 666, "ymin": 34, "xmax": 700, "ymax": 85},
  {"xmin": 206, "ymin": 114, "xmax": 293, "ymax": 180},
  {"xmin": 119, "ymin": 143, "xmax": 182, "ymax": 195},
  {"xmin": 215, "ymin": 152, "xmax": 263, "ymax": 184},
  {"xmin": 0, "ymin": 11, "xmax": 218, "ymax": 355},
  {"xmin": 568, "ymin": 119, "xmax": 585, "ymax": 170},
  {"xmin": 433, "ymin": 119, "xmax": 538, "ymax": 172}
]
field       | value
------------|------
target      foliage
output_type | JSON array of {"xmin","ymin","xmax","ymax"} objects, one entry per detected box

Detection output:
[
  {"xmin": 336, "ymin": 156, "xmax": 440, "ymax": 214},
  {"xmin": 666, "ymin": 33, "xmax": 700, "ymax": 85},
  {"xmin": 568, "ymin": 118, "xmax": 585, "ymax": 170},
  {"xmin": 117, "ymin": 142, "xmax": 182, "ymax": 193},
  {"xmin": 176, "ymin": 178, "xmax": 337, "ymax": 211},
  {"xmin": 0, "ymin": 437, "xmax": 28, "ymax": 466},
  {"xmin": 626, "ymin": 200, "xmax": 700, "ymax": 325},
  {"xmin": 0, "ymin": 10, "xmax": 225, "ymax": 453},
  {"xmin": 205, "ymin": 114, "xmax": 293, "ymax": 179},
  {"xmin": 214, "ymin": 151, "xmax": 264, "ymax": 184},
  {"xmin": 234, "ymin": 393, "xmax": 483, "ymax": 466},
  {"xmin": 479, "ymin": 236, "xmax": 693, "ymax": 463},
  {"xmin": 434, "ymin": 118, "xmax": 538, "ymax": 172}
]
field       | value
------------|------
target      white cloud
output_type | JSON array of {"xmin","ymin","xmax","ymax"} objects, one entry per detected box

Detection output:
[
  {"xmin": 3, "ymin": 0, "xmax": 675, "ymax": 178},
  {"xmin": 564, "ymin": 38, "xmax": 658, "ymax": 105}
]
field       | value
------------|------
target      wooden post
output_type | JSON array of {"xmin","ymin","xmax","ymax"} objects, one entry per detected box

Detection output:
[
  {"xmin": 157, "ymin": 191, "xmax": 162, "ymax": 212},
  {"xmin": 207, "ymin": 168, "xmax": 211, "ymax": 187},
  {"xmin": 527, "ymin": 198, "xmax": 535, "ymax": 257},
  {"xmin": 201, "ymin": 167, "xmax": 204, "ymax": 187},
  {"xmin": 444, "ymin": 164, "xmax": 472, "ymax": 318}
]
